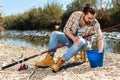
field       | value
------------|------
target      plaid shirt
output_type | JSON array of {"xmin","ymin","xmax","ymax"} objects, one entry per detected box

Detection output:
[{"xmin": 63, "ymin": 11, "xmax": 104, "ymax": 42}]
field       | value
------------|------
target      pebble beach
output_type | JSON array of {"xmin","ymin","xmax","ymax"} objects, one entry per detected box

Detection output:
[{"xmin": 0, "ymin": 41, "xmax": 120, "ymax": 80}]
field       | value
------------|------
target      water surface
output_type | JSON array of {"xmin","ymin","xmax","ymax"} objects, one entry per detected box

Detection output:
[{"xmin": 3, "ymin": 30, "xmax": 120, "ymax": 54}]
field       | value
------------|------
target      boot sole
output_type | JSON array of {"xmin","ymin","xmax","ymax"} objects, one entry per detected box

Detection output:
[{"xmin": 34, "ymin": 65, "xmax": 49, "ymax": 68}]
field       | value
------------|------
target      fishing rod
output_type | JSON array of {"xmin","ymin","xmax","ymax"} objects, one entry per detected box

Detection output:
[
  {"xmin": 102, "ymin": 24, "xmax": 120, "ymax": 32},
  {"xmin": 83, "ymin": 24, "xmax": 120, "ymax": 38},
  {"xmin": 1, "ymin": 24, "xmax": 120, "ymax": 70},
  {"xmin": 1, "ymin": 43, "xmax": 69, "ymax": 70}
]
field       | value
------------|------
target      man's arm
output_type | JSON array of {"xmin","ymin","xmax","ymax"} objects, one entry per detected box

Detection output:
[
  {"xmin": 65, "ymin": 30, "xmax": 79, "ymax": 43},
  {"xmin": 98, "ymin": 39, "xmax": 104, "ymax": 53},
  {"xmin": 94, "ymin": 20, "xmax": 104, "ymax": 53}
]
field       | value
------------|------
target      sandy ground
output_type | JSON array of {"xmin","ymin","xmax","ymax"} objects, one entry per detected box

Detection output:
[{"xmin": 0, "ymin": 41, "xmax": 120, "ymax": 80}]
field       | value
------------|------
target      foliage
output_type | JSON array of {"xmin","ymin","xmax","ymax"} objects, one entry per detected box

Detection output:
[
  {"xmin": 3, "ymin": 0, "xmax": 120, "ymax": 31},
  {"xmin": 110, "ymin": 0, "xmax": 120, "ymax": 27},
  {"xmin": 40, "ymin": 3, "xmax": 63, "ymax": 29},
  {"xmin": 3, "ymin": 3, "xmax": 63, "ymax": 31},
  {"xmin": 61, "ymin": 0, "xmax": 120, "ymax": 30},
  {"xmin": 0, "ymin": 15, "xmax": 3, "ymax": 25},
  {"xmin": 97, "ymin": 0, "xmax": 120, "ymax": 29}
]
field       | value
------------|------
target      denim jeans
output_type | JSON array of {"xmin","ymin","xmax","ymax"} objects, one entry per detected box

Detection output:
[{"xmin": 48, "ymin": 31, "xmax": 91, "ymax": 61}]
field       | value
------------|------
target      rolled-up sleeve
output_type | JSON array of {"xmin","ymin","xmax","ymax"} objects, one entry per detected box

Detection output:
[
  {"xmin": 94, "ymin": 22, "xmax": 104, "ymax": 40},
  {"xmin": 63, "ymin": 11, "xmax": 82, "ymax": 34},
  {"xmin": 63, "ymin": 13, "xmax": 74, "ymax": 32}
]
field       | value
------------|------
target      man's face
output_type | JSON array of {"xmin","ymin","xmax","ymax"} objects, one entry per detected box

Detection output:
[{"xmin": 83, "ymin": 12, "xmax": 95, "ymax": 25}]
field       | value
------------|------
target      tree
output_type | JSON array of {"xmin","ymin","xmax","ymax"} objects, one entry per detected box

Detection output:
[{"xmin": 40, "ymin": 3, "xmax": 63, "ymax": 30}]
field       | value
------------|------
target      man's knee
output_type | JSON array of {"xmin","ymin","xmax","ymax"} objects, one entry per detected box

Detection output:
[
  {"xmin": 52, "ymin": 31, "xmax": 61, "ymax": 36},
  {"xmin": 75, "ymin": 37, "xmax": 86, "ymax": 47},
  {"xmin": 52, "ymin": 31, "xmax": 57, "ymax": 35}
]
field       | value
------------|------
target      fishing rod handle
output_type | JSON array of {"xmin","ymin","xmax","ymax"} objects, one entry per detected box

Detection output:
[
  {"xmin": 1, "ymin": 62, "xmax": 18, "ymax": 70},
  {"xmin": 1, "ymin": 58, "xmax": 28, "ymax": 70}
]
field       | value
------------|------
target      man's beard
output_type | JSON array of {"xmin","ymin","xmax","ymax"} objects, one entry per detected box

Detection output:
[{"xmin": 83, "ymin": 16, "xmax": 91, "ymax": 25}]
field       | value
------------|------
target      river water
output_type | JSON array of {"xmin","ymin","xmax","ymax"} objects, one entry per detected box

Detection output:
[{"xmin": 2, "ymin": 30, "xmax": 120, "ymax": 54}]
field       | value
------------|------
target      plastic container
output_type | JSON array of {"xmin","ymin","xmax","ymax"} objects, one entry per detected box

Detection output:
[{"xmin": 86, "ymin": 49, "xmax": 104, "ymax": 68}]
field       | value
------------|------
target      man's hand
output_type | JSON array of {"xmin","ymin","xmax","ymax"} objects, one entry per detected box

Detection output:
[
  {"xmin": 65, "ymin": 30, "xmax": 80, "ymax": 46},
  {"xmin": 98, "ymin": 39, "xmax": 104, "ymax": 53},
  {"xmin": 72, "ymin": 36, "xmax": 80, "ymax": 46},
  {"xmin": 72, "ymin": 36, "xmax": 79, "ymax": 42}
]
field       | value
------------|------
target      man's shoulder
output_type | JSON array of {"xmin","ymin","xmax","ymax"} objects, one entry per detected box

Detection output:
[
  {"xmin": 93, "ymin": 19, "xmax": 100, "ymax": 25},
  {"xmin": 89, "ymin": 19, "xmax": 100, "ymax": 27},
  {"xmin": 72, "ymin": 11, "xmax": 82, "ymax": 15}
]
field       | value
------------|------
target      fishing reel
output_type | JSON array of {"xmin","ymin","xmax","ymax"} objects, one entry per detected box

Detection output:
[{"xmin": 18, "ymin": 64, "xmax": 28, "ymax": 71}]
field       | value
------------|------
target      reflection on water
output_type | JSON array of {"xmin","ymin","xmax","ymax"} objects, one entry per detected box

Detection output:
[
  {"xmin": 4, "ymin": 36, "xmax": 50, "ymax": 49},
  {"xmin": 92, "ymin": 38, "xmax": 120, "ymax": 53},
  {"xmin": 3, "ymin": 30, "xmax": 120, "ymax": 54}
]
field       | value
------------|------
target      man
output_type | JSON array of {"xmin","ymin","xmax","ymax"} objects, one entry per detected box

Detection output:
[{"xmin": 35, "ymin": 3, "xmax": 104, "ymax": 72}]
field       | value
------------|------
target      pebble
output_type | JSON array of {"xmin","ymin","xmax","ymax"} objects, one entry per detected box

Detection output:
[{"xmin": 0, "ymin": 41, "xmax": 120, "ymax": 80}]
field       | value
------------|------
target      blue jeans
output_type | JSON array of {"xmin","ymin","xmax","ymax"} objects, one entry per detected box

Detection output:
[{"xmin": 48, "ymin": 31, "xmax": 91, "ymax": 61}]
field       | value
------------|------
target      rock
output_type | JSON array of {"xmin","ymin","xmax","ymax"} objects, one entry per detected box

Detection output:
[{"xmin": 0, "ymin": 41, "xmax": 120, "ymax": 80}]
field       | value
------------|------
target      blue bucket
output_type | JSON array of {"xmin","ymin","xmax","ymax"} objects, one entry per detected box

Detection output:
[{"xmin": 86, "ymin": 49, "xmax": 104, "ymax": 68}]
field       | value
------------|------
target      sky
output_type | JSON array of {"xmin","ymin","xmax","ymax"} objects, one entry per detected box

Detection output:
[{"xmin": 0, "ymin": 0, "xmax": 73, "ymax": 16}]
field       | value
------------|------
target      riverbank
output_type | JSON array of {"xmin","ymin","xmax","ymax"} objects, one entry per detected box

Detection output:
[{"xmin": 0, "ymin": 41, "xmax": 120, "ymax": 80}]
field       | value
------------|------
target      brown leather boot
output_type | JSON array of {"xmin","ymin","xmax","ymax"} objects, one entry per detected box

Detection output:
[
  {"xmin": 51, "ymin": 58, "xmax": 65, "ymax": 72},
  {"xmin": 35, "ymin": 54, "xmax": 54, "ymax": 67}
]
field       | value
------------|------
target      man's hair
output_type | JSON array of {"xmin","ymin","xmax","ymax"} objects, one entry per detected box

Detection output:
[{"xmin": 83, "ymin": 3, "xmax": 96, "ymax": 15}]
